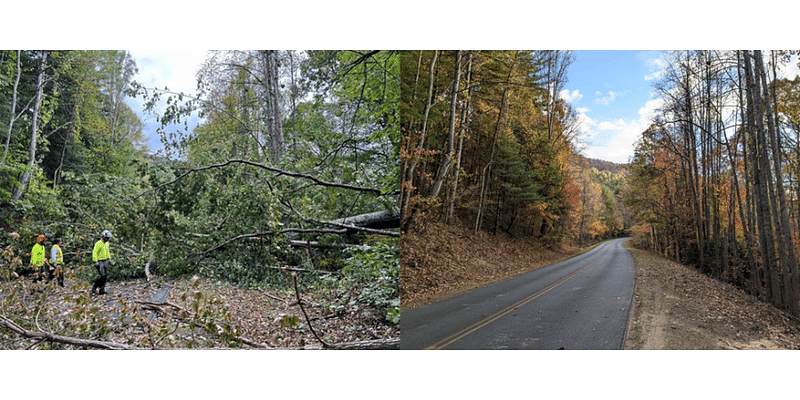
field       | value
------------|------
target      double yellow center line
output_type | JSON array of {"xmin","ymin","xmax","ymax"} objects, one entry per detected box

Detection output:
[{"xmin": 425, "ymin": 244, "xmax": 612, "ymax": 350}]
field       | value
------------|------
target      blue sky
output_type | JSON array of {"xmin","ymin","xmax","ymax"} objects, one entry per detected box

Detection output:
[
  {"xmin": 564, "ymin": 50, "xmax": 800, "ymax": 164},
  {"xmin": 563, "ymin": 50, "xmax": 666, "ymax": 164},
  {"xmin": 126, "ymin": 50, "xmax": 207, "ymax": 155}
]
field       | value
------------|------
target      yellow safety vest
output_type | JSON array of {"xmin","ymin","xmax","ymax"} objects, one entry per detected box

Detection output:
[
  {"xmin": 93, "ymin": 240, "xmax": 110, "ymax": 262},
  {"xmin": 30, "ymin": 243, "xmax": 46, "ymax": 267},
  {"xmin": 52, "ymin": 244, "xmax": 63, "ymax": 265}
]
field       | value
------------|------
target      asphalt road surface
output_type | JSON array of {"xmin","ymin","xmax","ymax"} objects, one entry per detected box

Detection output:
[{"xmin": 401, "ymin": 238, "xmax": 636, "ymax": 349}]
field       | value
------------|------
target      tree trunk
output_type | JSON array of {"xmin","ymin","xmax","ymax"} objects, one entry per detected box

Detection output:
[
  {"xmin": 11, "ymin": 50, "xmax": 48, "ymax": 201},
  {"xmin": 402, "ymin": 51, "xmax": 438, "ymax": 231},
  {"xmin": 758, "ymin": 50, "xmax": 800, "ymax": 314},
  {"xmin": 325, "ymin": 209, "xmax": 400, "ymax": 230},
  {"xmin": 2, "ymin": 50, "xmax": 22, "ymax": 165},
  {"xmin": 429, "ymin": 51, "xmax": 462, "ymax": 200},
  {"xmin": 475, "ymin": 53, "xmax": 516, "ymax": 235},
  {"xmin": 744, "ymin": 50, "xmax": 782, "ymax": 307},
  {"xmin": 261, "ymin": 50, "xmax": 284, "ymax": 165},
  {"xmin": 446, "ymin": 52, "xmax": 473, "ymax": 225}
]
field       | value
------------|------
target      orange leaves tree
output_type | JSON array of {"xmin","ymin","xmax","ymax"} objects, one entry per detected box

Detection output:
[{"xmin": 400, "ymin": 50, "xmax": 583, "ymax": 244}]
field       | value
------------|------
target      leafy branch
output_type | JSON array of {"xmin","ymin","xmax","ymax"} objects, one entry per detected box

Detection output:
[{"xmin": 137, "ymin": 158, "xmax": 386, "ymax": 199}]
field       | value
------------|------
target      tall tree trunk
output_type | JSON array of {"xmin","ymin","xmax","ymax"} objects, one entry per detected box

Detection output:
[
  {"xmin": 430, "ymin": 51, "xmax": 462, "ymax": 199},
  {"xmin": 2, "ymin": 50, "xmax": 22, "ymax": 165},
  {"xmin": 543, "ymin": 51, "xmax": 574, "ymax": 142},
  {"xmin": 11, "ymin": 51, "xmax": 48, "ymax": 201},
  {"xmin": 402, "ymin": 51, "xmax": 438, "ymax": 231},
  {"xmin": 681, "ymin": 52, "xmax": 704, "ymax": 268},
  {"xmin": 737, "ymin": 52, "xmax": 762, "ymax": 297},
  {"xmin": 758, "ymin": 50, "xmax": 799, "ymax": 314},
  {"xmin": 744, "ymin": 50, "xmax": 782, "ymax": 307},
  {"xmin": 475, "ymin": 53, "xmax": 516, "ymax": 235},
  {"xmin": 447, "ymin": 52, "xmax": 473, "ymax": 225},
  {"xmin": 399, "ymin": 51, "xmax": 424, "ymax": 231},
  {"xmin": 261, "ymin": 50, "xmax": 284, "ymax": 165}
]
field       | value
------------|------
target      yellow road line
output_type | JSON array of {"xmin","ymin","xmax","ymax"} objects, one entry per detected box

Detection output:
[{"xmin": 425, "ymin": 244, "xmax": 612, "ymax": 350}]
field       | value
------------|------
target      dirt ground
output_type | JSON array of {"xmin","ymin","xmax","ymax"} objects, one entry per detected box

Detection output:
[{"xmin": 623, "ymin": 243, "xmax": 800, "ymax": 349}]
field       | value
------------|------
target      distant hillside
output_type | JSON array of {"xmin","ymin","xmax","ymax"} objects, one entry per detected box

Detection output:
[{"xmin": 580, "ymin": 155, "xmax": 627, "ymax": 175}]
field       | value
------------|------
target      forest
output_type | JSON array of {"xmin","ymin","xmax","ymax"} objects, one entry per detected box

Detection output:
[
  {"xmin": 0, "ymin": 50, "xmax": 400, "ymax": 349},
  {"xmin": 625, "ymin": 50, "xmax": 800, "ymax": 317},
  {"xmin": 400, "ymin": 51, "xmax": 631, "ymax": 302}
]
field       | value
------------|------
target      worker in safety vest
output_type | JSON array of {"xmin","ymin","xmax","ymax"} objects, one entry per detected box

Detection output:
[
  {"xmin": 92, "ymin": 230, "xmax": 112, "ymax": 295},
  {"xmin": 50, "ymin": 237, "xmax": 65, "ymax": 287},
  {"xmin": 30, "ymin": 234, "xmax": 51, "ymax": 282}
]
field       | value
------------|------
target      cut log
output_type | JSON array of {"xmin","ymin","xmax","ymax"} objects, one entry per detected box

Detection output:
[
  {"xmin": 325, "ymin": 208, "xmax": 400, "ymax": 230},
  {"xmin": 304, "ymin": 337, "xmax": 400, "ymax": 350}
]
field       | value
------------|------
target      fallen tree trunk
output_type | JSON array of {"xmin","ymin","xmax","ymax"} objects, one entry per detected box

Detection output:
[
  {"xmin": 288, "ymin": 240, "xmax": 358, "ymax": 249},
  {"xmin": 303, "ymin": 337, "xmax": 400, "ymax": 350},
  {"xmin": 0, "ymin": 316, "xmax": 134, "ymax": 350},
  {"xmin": 320, "ymin": 220, "xmax": 400, "ymax": 237},
  {"xmin": 325, "ymin": 209, "xmax": 400, "ymax": 230}
]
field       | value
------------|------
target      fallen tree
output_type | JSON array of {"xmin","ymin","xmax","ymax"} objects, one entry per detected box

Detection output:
[
  {"xmin": 0, "ymin": 316, "xmax": 135, "ymax": 350},
  {"xmin": 325, "ymin": 209, "xmax": 401, "ymax": 230},
  {"xmin": 0, "ymin": 315, "xmax": 399, "ymax": 349}
]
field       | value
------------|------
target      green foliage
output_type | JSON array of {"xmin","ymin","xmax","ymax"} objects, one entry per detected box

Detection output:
[
  {"xmin": 1, "ymin": 50, "xmax": 400, "ymax": 346},
  {"xmin": 341, "ymin": 241, "xmax": 400, "ymax": 322}
]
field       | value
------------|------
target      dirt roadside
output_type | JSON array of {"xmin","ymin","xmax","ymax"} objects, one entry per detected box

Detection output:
[
  {"xmin": 623, "ymin": 242, "xmax": 800, "ymax": 349},
  {"xmin": 401, "ymin": 221, "xmax": 585, "ymax": 310}
]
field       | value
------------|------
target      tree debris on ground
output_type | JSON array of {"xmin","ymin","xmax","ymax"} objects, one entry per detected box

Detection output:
[{"xmin": 0, "ymin": 273, "xmax": 399, "ymax": 350}]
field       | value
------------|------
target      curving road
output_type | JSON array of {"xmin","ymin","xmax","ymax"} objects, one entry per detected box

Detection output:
[{"xmin": 401, "ymin": 238, "xmax": 636, "ymax": 350}]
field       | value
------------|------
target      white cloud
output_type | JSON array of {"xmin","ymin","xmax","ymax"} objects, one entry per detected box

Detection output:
[
  {"xmin": 130, "ymin": 50, "xmax": 207, "ymax": 95},
  {"xmin": 595, "ymin": 90, "xmax": 618, "ymax": 105},
  {"xmin": 126, "ymin": 50, "xmax": 209, "ymax": 155},
  {"xmin": 560, "ymin": 89, "xmax": 583, "ymax": 102},
  {"xmin": 777, "ymin": 54, "xmax": 800, "ymax": 80},
  {"xmin": 573, "ymin": 107, "xmax": 598, "ymax": 141},
  {"xmin": 579, "ymin": 98, "xmax": 663, "ymax": 164},
  {"xmin": 642, "ymin": 52, "xmax": 667, "ymax": 81},
  {"xmin": 597, "ymin": 121, "xmax": 618, "ymax": 131}
]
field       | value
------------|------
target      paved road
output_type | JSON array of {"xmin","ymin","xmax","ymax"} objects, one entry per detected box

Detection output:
[{"xmin": 401, "ymin": 238, "xmax": 636, "ymax": 349}]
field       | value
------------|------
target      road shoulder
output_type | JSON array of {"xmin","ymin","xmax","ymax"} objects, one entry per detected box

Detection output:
[{"xmin": 623, "ymin": 243, "xmax": 800, "ymax": 349}]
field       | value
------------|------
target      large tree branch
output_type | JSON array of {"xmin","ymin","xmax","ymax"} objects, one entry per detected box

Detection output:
[
  {"xmin": 191, "ymin": 209, "xmax": 399, "ymax": 262},
  {"xmin": 189, "ymin": 228, "xmax": 348, "ymax": 261},
  {"xmin": 0, "ymin": 316, "xmax": 134, "ymax": 350},
  {"xmin": 319, "ymin": 220, "xmax": 400, "ymax": 237},
  {"xmin": 138, "ymin": 158, "xmax": 385, "ymax": 199}
]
